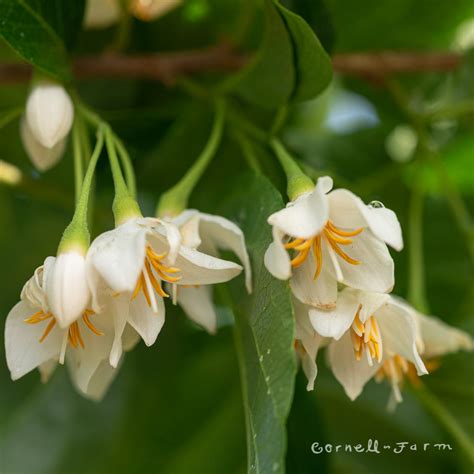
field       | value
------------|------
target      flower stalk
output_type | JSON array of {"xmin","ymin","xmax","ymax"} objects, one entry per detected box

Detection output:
[
  {"xmin": 156, "ymin": 99, "xmax": 226, "ymax": 217},
  {"xmin": 57, "ymin": 126, "xmax": 105, "ymax": 254}
]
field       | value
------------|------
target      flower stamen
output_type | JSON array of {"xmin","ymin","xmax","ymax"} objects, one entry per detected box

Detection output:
[
  {"xmin": 350, "ymin": 305, "xmax": 382, "ymax": 365},
  {"xmin": 132, "ymin": 245, "xmax": 182, "ymax": 307},
  {"xmin": 284, "ymin": 220, "xmax": 363, "ymax": 279},
  {"xmin": 25, "ymin": 309, "xmax": 103, "ymax": 348}
]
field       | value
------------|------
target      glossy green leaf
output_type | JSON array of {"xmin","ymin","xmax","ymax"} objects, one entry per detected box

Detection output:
[
  {"xmin": 222, "ymin": 174, "xmax": 296, "ymax": 474},
  {"xmin": 0, "ymin": 0, "xmax": 71, "ymax": 80},
  {"xmin": 274, "ymin": 1, "xmax": 333, "ymax": 102},
  {"xmin": 234, "ymin": 0, "xmax": 295, "ymax": 109}
]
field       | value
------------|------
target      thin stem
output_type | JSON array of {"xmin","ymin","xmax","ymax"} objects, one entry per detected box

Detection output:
[
  {"xmin": 412, "ymin": 384, "xmax": 474, "ymax": 467},
  {"xmin": 270, "ymin": 138, "xmax": 314, "ymax": 201},
  {"xmin": 72, "ymin": 118, "xmax": 84, "ymax": 205},
  {"xmin": 407, "ymin": 175, "xmax": 429, "ymax": 313},
  {"xmin": 157, "ymin": 98, "xmax": 226, "ymax": 216},
  {"xmin": 57, "ymin": 127, "xmax": 105, "ymax": 253},
  {"xmin": 231, "ymin": 128, "xmax": 262, "ymax": 174},
  {"xmin": 0, "ymin": 107, "xmax": 23, "ymax": 129},
  {"xmin": 105, "ymin": 126, "xmax": 130, "ymax": 200},
  {"xmin": 73, "ymin": 127, "xmax": 105, "ymax": 226},
  {"xmin": 270, "ymin": 106, "xmax": 288, "ymax": 136},
  {"xmin": 422, "ymin": 99, "xmax": 474, "ymax": 121},
  {"xmin": 115, "ymin": 136, "xmax": 137, "ymax": 198}
]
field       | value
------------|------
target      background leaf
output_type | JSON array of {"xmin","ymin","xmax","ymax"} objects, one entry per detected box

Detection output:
[
  {"xmin": 275, "ymin": 1, "xmax": 333, "ymax": 102},
  {"xmin": 0, "ymin": 0, "xmax": 75, "ymax": 80}
]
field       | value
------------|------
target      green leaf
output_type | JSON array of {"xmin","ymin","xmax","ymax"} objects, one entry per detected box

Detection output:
[
  {"xmin": 28, "ymin": 0, "xmax": 86, "ymax": 50},
  {"xmin": 223, "ymin": 174, "xmax": 296, "ymax": 474},
  {"xmin": 0, "ymin": 0, "xmax": 71, "ymax": 80},
  {"xmin": 274, "ymin": 1, "xmax": 333, "ymax": 102},
  {"xmin": 233, "ymin": 0, "xmax": 295, "ymax": 109}
]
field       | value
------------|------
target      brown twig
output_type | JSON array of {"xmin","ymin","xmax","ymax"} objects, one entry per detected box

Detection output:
[
  {"xmin": 332, "ymin": 52, "xmax": 462, "ymax": 80},
  {"xmin": 0, "ymin": 46, "xmax": 463, "ymax": 84}
]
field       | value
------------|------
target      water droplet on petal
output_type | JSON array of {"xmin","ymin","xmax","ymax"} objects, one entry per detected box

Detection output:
[{"xmin": 369, "ymin": 200, "xmax": 385, "ymax": 209}]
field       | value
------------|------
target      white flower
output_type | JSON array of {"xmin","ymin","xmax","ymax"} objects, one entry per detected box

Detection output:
[
  {"xmin": 20, "ymin": 118, "xmax": 66, "ymax": 171},
  {"xmin": 26, "ymin": 80, "xmax": 74, "ymax": 149},
  {"xmin": 170, "ymin": 210, "xmax": 251, "ymax": 333},
  {"xmin": 44, "ymin": 252, "xmax": 90, "ymax": 328},
  {"xmin": 374, "ymin": 298, "xmax": 474, "ymax": 408},
  {"xmin": 307, "ymin": 288, "xmax": 427, "ymax": 400},
  {"xmin": 264, "ymin": 176, "xmax": 403, "ymax": 309},
  {"xmin": 86, "ymin": 216, "xmax": 243, "ymax": 354},
  {"xmin": 5, "ymin": 264, "xmax": 124, "ymax": 400},
  {"xmin": 293, "ymin": 298, "xmax": 327, "ymax": 390}
]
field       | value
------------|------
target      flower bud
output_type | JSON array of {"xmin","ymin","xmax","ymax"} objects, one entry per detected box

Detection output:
[
  {"xmin": 25, "ymin": 80, "xmax": 74, "ymax": 149},
  {"xmin": 45, "ymin": 251, "xmax": 90, "ymax": 329},
  {"xmin": 20, "ymin": 118, "xmax": 66, "ymax": 171},
  {"xmin": 84, "ymin": 0, "xmax": 121, "ymax": 29}
]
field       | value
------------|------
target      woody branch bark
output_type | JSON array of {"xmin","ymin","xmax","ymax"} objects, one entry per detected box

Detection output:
[{"xmin": 0, "ymin": 45, "xmax": 463, "ymax": 84}]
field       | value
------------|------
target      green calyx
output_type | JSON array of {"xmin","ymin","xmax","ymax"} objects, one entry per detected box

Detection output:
[{"xmin": 270, "ymin": 138, "xmax": 314, "ymax": 201}]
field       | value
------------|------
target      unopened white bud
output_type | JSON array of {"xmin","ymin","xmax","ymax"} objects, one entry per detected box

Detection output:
[
  {"xmin": 20, "ymin": 118, "xmax": 66, "ymax": 171},
  {"xmin": 84, "ymin": 0, "xmax": 121, "ymax": 29},
  {"xmin": 45, "ymin": 252, "xmax": 90, "ymax": 329},
  {"xmin": 26, "ymin": 80, "xmax": 74, "ymax": 149}
]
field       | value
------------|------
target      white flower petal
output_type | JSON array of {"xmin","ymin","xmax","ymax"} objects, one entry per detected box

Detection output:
[
  {"xmin": 376, "ymin": 300, "xmax": 427, "ymax": 375},
  {"xmin": 173, "ymin": 211, "xmax": 202, "ymax": 248},
  {"xmin": 416, "ymin": 313, "xmax": 474, "ymax": 358},
  {"xmin": 173, "ymin": 246, "xmax": 242, "ymax": 285},
  {"xmin": 21, "ymin": 264, "xmax": 48, "ymax": 311},
  {"xmin": 264, "ymin": 227, "xmax": 291, "ymax": 280},
  {"xmin": 328, "ymin": 333, "xmax": 381, "ymax": 400},
  {"xmin": 5, "ymin": 301, "xmax": 63, "ymax": 380},
  {"xmin": 198, "ymin": 212, "xmax": 253, "ymax": 294},
  {"xmin": 20, "ymin": 118, "xmax": 66, "ymax": 171},
  {"xmin": 127, "ymin": 292, "xmax": 165, "ymax": 346},
  {"xmin": 328, "ymin": 189, "xmax": 403, "ymax": 250},
  {"xmin": 26, "ymin": 80, "xmax": 73, "ymax": 148},
  {"xmin": 177, "ymin": 285, "xmax": 217, "ymax": 334},
  {"xmin": 46, "ymin": 252, "xmax": 90, "ymax": 329},
  {"xmin": 294, "ymin": 299, "xmax": 325, "ymax": 390},
  {"xmin": 345, "ymin": 288, "xmax": 390, "ymax": 323},
  {"xmin": 267, "ymin": 178, "xmax": 330, "ymax": 239},
  {"xmin": 87, "ymin": 219, "xmax": 147, "ymax": 294},
  {"xmin": 291, "ymin": 247, "xmax": 337, "ymax": 309},
  {"xmin": 326, "ymin": 229, "xmax": 395, "ymax": 294},
  {"xmin": 66, "ymin": 314, "xmax": 114, "ymax": 394},
  {"xmin": 150, "ymin": 218, "xmax": 182, "ymax": 264},
  {"xmin": 309, "ymin": 289, "xmax": 359, "ymax": 340}
]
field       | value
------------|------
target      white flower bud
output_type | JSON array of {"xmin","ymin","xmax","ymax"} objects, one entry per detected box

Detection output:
[
  {"xmin": 26, "ymin": 80, "xmax": 74, "ymax": 149},
  {"xmin": 20, "ymin": 118, "xmax": 66, "ymax": 171},
  {"xmin": 45, "ymin": 252, "xmax": 90, "ymax": 329},
  {"xmin": 84, "ymin": 0, "xmax": 121, "ymax": 29}
]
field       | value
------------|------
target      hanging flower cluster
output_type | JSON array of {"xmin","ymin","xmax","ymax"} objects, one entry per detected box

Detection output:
[
  {"xmin": 5, "ymin": 91, "xmax": 250, "ymax": 399},
  {"xmin": 266, "ymin": 167, "xmax": 473, "ymax": 408},
  {"xmin": 3, "ymin": 77, "xmax": 472, "ymax": 410}
]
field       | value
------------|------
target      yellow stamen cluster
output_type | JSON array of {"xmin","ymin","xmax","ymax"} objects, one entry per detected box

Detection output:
[
  {"xmin": 284, "ymin": 220, "xmax": 363, "ymax": 279},
  {"xmin": 376, "ymin": 356, "xmax": 439, "ymax": 388},
  {"xmin": 350, "ymin": 306, "xmax": 382, "ymax": 364},
  {"xmin": 24, "ymin": 308, "xmax": 103, "ymax": 348},
  {"xmin": 132, "ymin": 245, "xmax": 181, "ymax": 306}
]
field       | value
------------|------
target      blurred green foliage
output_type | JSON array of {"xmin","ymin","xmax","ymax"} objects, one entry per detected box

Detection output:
[{"xmin": 0, "ymin": 0, "xmax": 473, "ymax": 473}]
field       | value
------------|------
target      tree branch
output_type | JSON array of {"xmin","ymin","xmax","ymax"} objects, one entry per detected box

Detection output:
[{"xmin": 0, "ymin": 45, "xmax": 463, "ymax": 84}]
